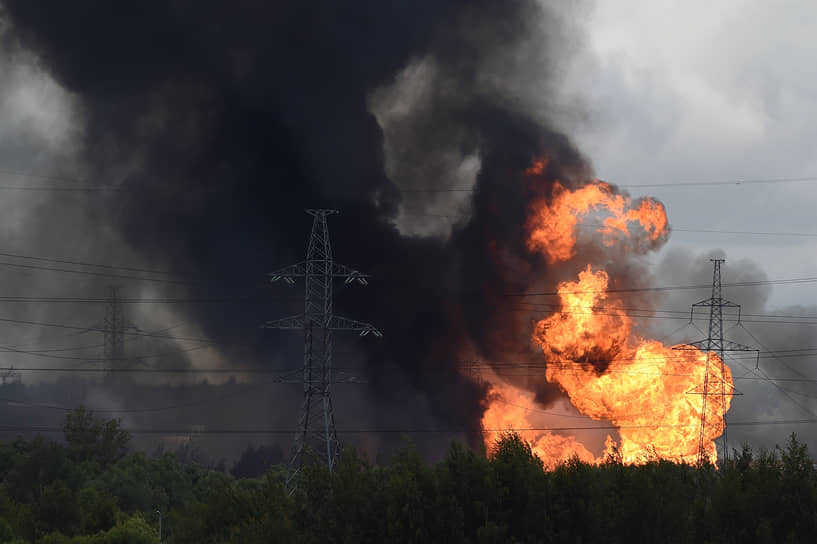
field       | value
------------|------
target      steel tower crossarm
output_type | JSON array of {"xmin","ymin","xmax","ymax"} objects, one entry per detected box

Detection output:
[
  {"xmin": 263, "ymin": 315, "xmax": 306, "ymax": 329},
  {"xmin": 265, "ymin": 209, "xmax": 379, "ymax": 491},
  {"xmin": 329, "ymin": 315, "xmax": 382, "ymax": 336},
  {"xmin": 268, "ymin": 261, "xmax": 370, "ymax": 285}
]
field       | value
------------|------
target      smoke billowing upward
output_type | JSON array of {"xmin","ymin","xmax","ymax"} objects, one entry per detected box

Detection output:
[{"xmin": 0, "ymin": 1, "xmax": 600, "ymax": 457}]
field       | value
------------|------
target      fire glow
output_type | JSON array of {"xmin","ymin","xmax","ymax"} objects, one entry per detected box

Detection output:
[{"xmin": 481, "ymin": 162, "xmax": 731, "ymax": 466}]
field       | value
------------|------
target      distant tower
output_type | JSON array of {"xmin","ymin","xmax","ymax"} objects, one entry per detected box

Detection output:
[
  {"xmin": 674, "ymin": 259, "xmax": 755, "ymax": 466},
  {"xmin": 266, "ymin": 209, "xmax": 380, "ymax": 489},
  {"xmin": 101, "ymin": 285, "xmax": 139, "ymax": 375},
  {"xmin": 103, "ymin": 285, "xmax": 126, "ymax": 371},
  {"xmin": 464, "ymin": 360, "xmax": 484, "ymax": 384},
  {"xmin": 0, "ymin": 366, "xmax": 19, "ymax": 385}
]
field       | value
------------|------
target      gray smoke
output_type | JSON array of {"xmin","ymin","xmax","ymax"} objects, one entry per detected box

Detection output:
[{"xmin": 0, "ymin": 1, "xmax": 593, "ymax": 463}]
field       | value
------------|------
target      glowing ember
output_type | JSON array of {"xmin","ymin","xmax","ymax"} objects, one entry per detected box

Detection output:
[{"xmin": 481, "ymin": 167, "xmax": 731, "ymax": 466}]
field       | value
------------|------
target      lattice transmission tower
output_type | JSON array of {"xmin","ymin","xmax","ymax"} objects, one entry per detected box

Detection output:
[
  {"xmin": 101, "ymin": 285, "xmax": 139, "ymax": 376},
  {"xmin": 674, "ymin": 259, "xmax": 755, "ymax": 466},
  {"xmin": 103, "ymin": 285, "xmax": 126, "ymax": 369},
  {"xmin": 0, "ymin": 366, "xmax": 19, "ymax": 385},
  {"xmin": 265, "ymin": 209, "xmax": 380, "ymax": 488}
]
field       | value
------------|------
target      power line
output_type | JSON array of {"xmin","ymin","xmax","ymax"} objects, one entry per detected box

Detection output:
[
  {"xmin": 0, "ymin": 418, "xmax": 814, "ymax": 436},
  {"xmin": 670, "ymin": 227, "xmax": 817, "ymax": 238},
  {"xmin": 0, "ymin": 250, "xmax": 183, "ymax": 276},
  {"xmin": 0, "ymin": 259, "xmax": 196, "ymax": 284},
  {"xmin": 1, "ymin": 324, "xmax": 184, "ymax": 354},
  {"xmin": 506, "ymin": 276, "xmax": 817, "ymax": 297},
  {"xmin": 613, "ymin": 176, "xmax": 817, "ymax": 189},
  {"xmin": 771, "ymin": 385, "xmax": 817, "ymax": 402},
  {"xmin": 3, "ymin": 166, "xmax": 817, "ymax": 193},
  {"xmin": 0, "ymin": 251, "xmax": 259, "ymax": 288},
  {"xmin": 394, "ymin": 176, "xmax": 817, "ymax": 194},
  {"xmin": 485, "ymin": 370, "xmax": 817, "ymax": 384},
  {"xmin": 0, "ymin": 185, "xmax": 120, "ymax": 192},
  {"xmin": 478, "ymin": 366, "xmax": 817, "ymax": 382},
  {"xmin": 509, "ymin": 302, "xmax": 816, "ymax": 320},
  {"xmin": 0, "ymin": 343, "xmax": 211, "ymax": 361},
  {"xmin": 504, "ymin": 311, "xmax": 817, "ymax": 328},
  {"xmin": 0, "ymin": 295, "xmax": 295, "ymax": 304},
  {"xmin": 5, "ymin": 360, "xmax": 817, "ymax": 379},
  {"xmin": 9, "ymin": 293, "xmax": 815, "ymax": 325},
  {"xmin": 0, "ymin": 366, "xmax": 289, "ymax": 374},
  {"xmin": 733, "ymin": 323, "xmax": 817, "ymax": 418},
  {"xmin": 488, "ymin": 397, "xmax": 596, "ymax": 419},
  {"xmin": 405, "ymin": 210, "xmax": 817, "ymax": 238},
  {"xmin": 506, "ymin": 303, "xmax": 817, "ymax": 324},
  {"xmin": 0, "ymin": 168, "xmax": 87, "ymax": 184},
  {"xmin": 464, "ymin": 349, "xmax": 817, "ymax": 373},
  {"xmin": 578, "ymin": 222, "xmax": 817, "ymax": 239},
  {"xmin": 0, "ymin": 315, "xmax": 240, "ymax": 345},
  {"xmin": 0, "ymin": 383, "xmax": 267, "ymax": 414},
  {"xmin": 407, "ymin": 210, "xmax": 817, "ymax": 238}
]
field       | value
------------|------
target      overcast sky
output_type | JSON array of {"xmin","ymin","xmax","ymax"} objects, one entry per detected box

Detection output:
[
  {"xmin": 551, "ymin": 1, "xmax": 817, "ymax": 450},
  {"xmin": 560, "ymin": 0, "xmax": 817, "ymax": 309}
]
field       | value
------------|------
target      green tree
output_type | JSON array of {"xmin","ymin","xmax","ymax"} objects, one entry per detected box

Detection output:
[
  {"xmin": 96, "ymin": 514, "xmax": 156, "ymax": 544},
  {"xmin": 488, "ymin": 432, "xmax": 548, "ymax": 542},
  {"xmin": 0, "ymin": 516, "xmax": 14, "ymax": 542},
  {"xmin": 778, "ymin": 433, "xmax": 817, "ymax": 540},
  {"xmin": 382, "ymin": 441, "xmax": 438, "ymax": 543},
  {"xmin": 436, "ymin": 441, "xmax": 492, "ymax": 543},
  {"xmin": 63, "ymin": 407, "xmax": 129, "ymax": 468},
  {"xmin": 36, "ymin": 480, "xmax": 80, "ymax": 537},
  {"xmin": 77, "ymin": 487, "xmax": 118, "ymax": 535}
]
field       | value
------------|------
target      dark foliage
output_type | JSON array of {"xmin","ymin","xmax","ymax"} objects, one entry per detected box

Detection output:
[
  {"xmin": 230, "ymin": 444, "xmax": 283, "ymax": 480},
  {"xmin": 1, "ymin": 411, "xmax": 816, "ymax": 543}
]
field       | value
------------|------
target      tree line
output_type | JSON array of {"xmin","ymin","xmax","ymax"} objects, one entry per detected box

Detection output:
[{"xmin": 0, "ymin": 408, "xmax": 815, "ymax": 542}]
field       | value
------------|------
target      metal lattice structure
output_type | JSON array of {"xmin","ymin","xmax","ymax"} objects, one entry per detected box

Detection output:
[
  {"xmin": 0, "ymin": 366, "xmax": 19, "ymax": 385},
  {"xmin": 100, "ymin": 285, "xmax": 140, "ymax": 376},
  {"xmin": 674, "ymin": 259, "xmax": 755, "ymax": 466},
  {"xmin": 265, "ymin": 209, "xmax": 380, "ymax": 488},
  {"xmin": 103, "ymin": 285, "xmax": 126, "ymax": 371}
]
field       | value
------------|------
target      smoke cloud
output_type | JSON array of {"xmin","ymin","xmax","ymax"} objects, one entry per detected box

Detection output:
[{"xmin": 0, "ymin": 0, "xmax": 645, "ymax": 461}]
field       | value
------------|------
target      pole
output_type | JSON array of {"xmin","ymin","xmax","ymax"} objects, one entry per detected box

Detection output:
[{"xmin": 156, "ymin": 509, "xmax": 162, "ymax": 543}]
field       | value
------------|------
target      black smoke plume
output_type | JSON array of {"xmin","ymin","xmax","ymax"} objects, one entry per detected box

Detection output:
[{"xmin": 0, "ymin": 1, "xmax": 592, "ymax": 459}]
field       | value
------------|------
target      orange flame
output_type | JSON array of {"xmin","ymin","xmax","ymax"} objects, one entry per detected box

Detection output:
[
  {"xmin": 483, "ymin": 381, "xmax": 596, "ymax": 468},
  {"xmin": 481, "ymin": 172, "xmax": 730, "ymax": 467},
  {"xmin": 526, "ymin": 181, "xmax": 669, "ymax": 264}
]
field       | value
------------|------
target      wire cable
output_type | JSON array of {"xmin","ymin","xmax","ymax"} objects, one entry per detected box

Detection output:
[
  {"xmin": 0, "ymin": 383, "xmax": 267, "ymax": 414},
  {"xmin": 0, "ymin": 419, "xmax": 815, "ymax": 437}
]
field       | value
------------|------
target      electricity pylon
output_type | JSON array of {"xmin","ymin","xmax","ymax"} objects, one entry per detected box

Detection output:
[
  {"xmin": 103, "ymin": 286, "xmax": 126, "ymax": 370},
  {"xmin": 0, "ymin": 366, "xmax": 19, "ymax": 385},
  {"xmin": 101, "ymin": 285, "xmax": 139, "ymax": 376},
  {"xmin": 265, "ymin": 209, "xmax": 380, "ymax": 488},
  {"xmin": 674, "ymin": 259, "xmax": 755, "ymax": 466}
]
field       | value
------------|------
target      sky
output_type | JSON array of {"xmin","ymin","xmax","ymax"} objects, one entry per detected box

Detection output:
[
  {"xmin": 562, "ymin": 0, "xmax": 817, "ymax": 308},
  {"xmin": 556, "ymin": 0, "xmax": 817, "ymax": 451},
  {"xmin": 0, "ymin": 1, "xmax": 816, "ymax": 460}
]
